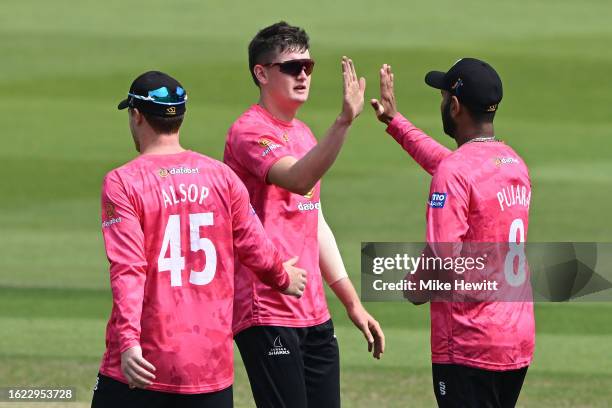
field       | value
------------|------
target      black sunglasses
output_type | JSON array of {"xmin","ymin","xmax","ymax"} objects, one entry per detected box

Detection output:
[{"xmin": 263, "ymin": 59, "xmax": 315, "ymax": 76}]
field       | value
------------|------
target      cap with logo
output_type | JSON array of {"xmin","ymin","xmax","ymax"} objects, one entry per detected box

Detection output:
[
  {"xmin": 424, "ymin": 58, "xmax": 502, "ymax": 113},
  {"xmin": 117, "ymin": 71, "xmax": 187, "ymax": 117}
]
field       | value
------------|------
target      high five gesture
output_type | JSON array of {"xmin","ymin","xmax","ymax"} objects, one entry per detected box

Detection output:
[
  {"xmin": 339, "ymin": 56, "xmax": 366, "ymax": 125},
  {"xmin": 371, "ymin": 63, "xmax": 398, "ymax": 125}
]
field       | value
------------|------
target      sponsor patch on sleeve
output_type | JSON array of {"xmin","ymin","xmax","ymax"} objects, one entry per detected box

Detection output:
[
  {"xmin": 104, "ymin": 202, "xmax": 116, "ymax": 218},
  {"xmin": 428, "ymin": 192, "xmax": 447, "ymax": 208},
  {"xmin": 102, "ymin": 201, "xmax": 122, "ymax": 228}
]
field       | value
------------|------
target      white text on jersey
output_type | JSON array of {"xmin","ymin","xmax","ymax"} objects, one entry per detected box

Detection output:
[
  {"xmin": 497, "ymin": 184, "xmax": 531, "ymax": 212},
  {"xmin": 162, "ymin": 184, "xmax": 210, "ymax": 208}
]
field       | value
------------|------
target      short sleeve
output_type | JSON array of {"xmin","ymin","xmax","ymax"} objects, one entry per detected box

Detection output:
[{"xmin": 229, "ymin": 126, "xmax": 293, "ymax": 183}]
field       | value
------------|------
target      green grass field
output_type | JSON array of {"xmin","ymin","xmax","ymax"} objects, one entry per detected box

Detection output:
[{"xmin": 1, "ymin": 0, "xmax": 612, "ymax": 406}]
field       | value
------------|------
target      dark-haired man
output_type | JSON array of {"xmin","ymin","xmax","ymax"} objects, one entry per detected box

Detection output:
[
  {"xmin": 224, "ymin": 22, "xmax": 384, "ymax": 408},
  {"xmin": 91, "ymin": 71, "xmax": 307, "ymax": 408},
  {"xmin": 371, "ymin": 59, "xmax": 534, "ymax": 407}
]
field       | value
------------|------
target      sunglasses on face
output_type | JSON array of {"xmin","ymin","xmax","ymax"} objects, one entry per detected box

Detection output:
[{"xmin": 263, "ymin": 59, "xmax": 315, "ymax": 76}]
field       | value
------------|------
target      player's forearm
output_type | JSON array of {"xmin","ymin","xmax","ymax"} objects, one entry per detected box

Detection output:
[
  {"xmin": 329, "ymin": 276, "xmax": 363, "ymax": 311},
  {"xmin": 386, "ymin": 114, "xmax": 452, "ymax": 175},
  {"xmin": 109, "ymin": 262, "xmax": 147, "ymax": 351},
  {"xmin": 318, "ymin": 211, "xmax": 360, "ymax": 310},
  {"xmin": 231, "ymin": 180, "xmax": 290, "ymax": 291},
  {"xmin": 318, "ymin": 211, "xmax": 349, "ymax": 286},
  {"xmin": 233, "ymin": 221, "xmax": 290, "ymax": 291},
  {"xmin": 287, "ymin": 117, "xmax": 352, "ymax": 194},
  {"xmin": 243, "ymin": 245, "xmax": 289, "ymax": 291}
]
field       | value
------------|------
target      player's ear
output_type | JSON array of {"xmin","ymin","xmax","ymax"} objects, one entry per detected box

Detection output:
[
  {"xmin": 131, "ymin": 108, "xmax": 145, "ymax": 125},
  {"xmin": 253, "ymin": 65, "xmax": 268, "ymax": 86},
  {"xmin": 450, "ymin": 95, "xmax": 461, "ymax": 117}
]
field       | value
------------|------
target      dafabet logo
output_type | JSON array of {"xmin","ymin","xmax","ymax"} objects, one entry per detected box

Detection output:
[{"xmin": 158, "ymin": 167, "xmax": 200, "ymax": 177}]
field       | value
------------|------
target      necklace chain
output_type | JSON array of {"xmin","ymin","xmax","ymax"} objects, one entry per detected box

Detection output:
[{"xmin": 466, "ymin": 136, "xmax": 496, "ymax": 144}]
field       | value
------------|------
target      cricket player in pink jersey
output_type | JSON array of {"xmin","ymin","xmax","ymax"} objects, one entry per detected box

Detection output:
[
  {"xmin": 371, "ymin": 58, "xmax": 535, "ymax": 407},
  {"xmin": 223, "ymin": 22, "xmax": 385, "ymax": 408},
  {"xmin": 91, "ymin": 71, "xmax": 307, "ymax": 408}
]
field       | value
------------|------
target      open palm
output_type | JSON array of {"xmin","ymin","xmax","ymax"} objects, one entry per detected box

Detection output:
[{"xmin": 340, "ymin": 56, "xmax": 366, "ymax": 124}]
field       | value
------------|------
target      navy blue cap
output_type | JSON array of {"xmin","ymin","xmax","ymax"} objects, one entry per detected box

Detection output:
[
  {"xmin": 425, "ymin": 58, "xmax": 502, "ymax": 112},
  {"xmin": 118, "ymin": 71, "xmax": 187, "ymax": 117}
]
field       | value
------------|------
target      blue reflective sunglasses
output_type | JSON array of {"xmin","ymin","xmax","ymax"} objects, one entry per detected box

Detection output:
[{"xmin": 128, "ymin": 86, "xmax": 187, "ymax": 105}]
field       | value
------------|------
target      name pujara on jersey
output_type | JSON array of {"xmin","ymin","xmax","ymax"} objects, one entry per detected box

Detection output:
[{"xmin": 497, "ymin": 184, "xmax": 531, "ymax": 212}]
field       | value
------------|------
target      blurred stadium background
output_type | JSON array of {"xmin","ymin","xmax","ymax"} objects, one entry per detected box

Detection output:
[{"xmin": 1, "ymin": 1, "xmax": 611, "ymax": 406}]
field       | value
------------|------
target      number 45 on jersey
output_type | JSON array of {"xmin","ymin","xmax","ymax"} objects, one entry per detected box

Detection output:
[{"xmin": 158, "ymin": 213, "xmax": 217, "ymax": 287}]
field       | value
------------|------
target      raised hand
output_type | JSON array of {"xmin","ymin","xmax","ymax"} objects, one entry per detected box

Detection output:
[
  {"xmin": 371, "ymin": 64, "xmax": 398, "ymax": 125},
  {"xmin": 282, "ymin": 256, "xmax": 307, "ymax": 298},
  {"xmin": 339, "ymin": 56, "xmax": 366, "ymax": 125}
]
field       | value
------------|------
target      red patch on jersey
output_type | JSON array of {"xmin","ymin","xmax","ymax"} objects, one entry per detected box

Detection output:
[{"xmin": 104, "ymin": 202, "xmax": 116, "ymax": 218}]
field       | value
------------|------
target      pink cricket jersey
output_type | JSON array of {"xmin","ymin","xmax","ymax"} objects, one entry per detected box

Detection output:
[
  {"xmin": 98, "ymin": 150, "xmax": 288, "ymax": 393},
  {"xmin": 224, "ymin": 104, "xmax": 330, "ymax": 334},
  {"xmin": 388, "ymin": 114, "xmax": 535, "ymax": 371}
]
